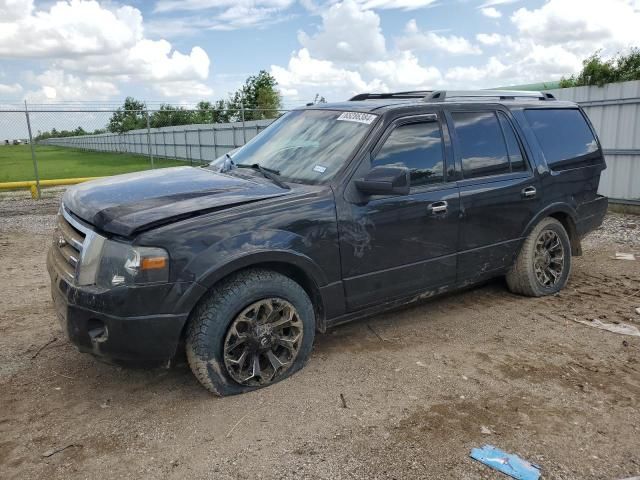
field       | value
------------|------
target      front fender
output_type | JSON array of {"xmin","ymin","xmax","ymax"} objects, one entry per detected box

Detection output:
[{"xmin": 174, "ymin": 229, "xmax": 329, "ymax": 313}]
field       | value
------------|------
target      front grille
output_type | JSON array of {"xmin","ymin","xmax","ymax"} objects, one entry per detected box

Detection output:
[{"xmin": 52, "ymin": 209, "xmax": 87, "ymax": 282}]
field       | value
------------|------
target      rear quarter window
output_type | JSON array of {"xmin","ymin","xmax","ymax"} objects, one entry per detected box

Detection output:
[{"xmin": 524, "ymin": 108, "xmax": 600, "ymax": 170}]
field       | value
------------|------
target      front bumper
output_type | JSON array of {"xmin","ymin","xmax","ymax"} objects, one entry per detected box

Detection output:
[{"xmin": 47, "ymin": 248, "xmax": 191, "ymax": 365}]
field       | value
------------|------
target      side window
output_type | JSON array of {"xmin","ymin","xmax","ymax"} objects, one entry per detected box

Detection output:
[
  {"xmin": 498, "ymin": 112, "xmax": 526, "ymax": 172},
  {"xmin": 524, "ymin": 108, "xmax": 598, "ymax": 169},
  {"xmin": 452, "ymin": 111, "xmax": 510, "ymax": 179},
  {"xmin": 372, "ymin": 121, "xmax": 445, "ymax": 187}
]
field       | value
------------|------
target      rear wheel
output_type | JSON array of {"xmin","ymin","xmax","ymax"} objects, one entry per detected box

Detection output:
[
  {"xmin": 506, "ymin": 217, "xmax": 572, "ymax": 297},
  {"xmin": 186, "ymin": 269, "xmax": 315, "ymax": 395}
]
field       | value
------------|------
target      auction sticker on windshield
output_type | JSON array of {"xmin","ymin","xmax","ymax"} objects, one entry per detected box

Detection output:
[{"xmin": 337, "ymin": 112, "xmax": 377, "ymax": 125}]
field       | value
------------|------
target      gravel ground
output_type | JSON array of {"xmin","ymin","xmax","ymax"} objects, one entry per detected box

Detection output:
[
  {"xmin": 1, "ymin": 188, "xmax": 639, "ymax": 480},
  {"xmin": 0, "ymin": 188, "xmax": 62, "ymax": 234}
]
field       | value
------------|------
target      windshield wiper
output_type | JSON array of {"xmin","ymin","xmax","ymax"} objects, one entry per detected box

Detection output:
[{"xmin": 236, "ymin": 163, "xmax": 290, "ymax": 190}]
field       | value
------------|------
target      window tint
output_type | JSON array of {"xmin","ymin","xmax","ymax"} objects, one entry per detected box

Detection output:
[
  {"xmin": 372, "ymin": 121, "xmax": 445, "ymax": 187},
  {"xmin": 524, "ymin": 109, "xmax": 598, "ymax": 168},
  {"xmin": 452, "ymin": 112, "xmax": 510, "ymax": 179},
  {"xmin": 498, "ymin": 112, "xmax": 526, "ymax": 172}
]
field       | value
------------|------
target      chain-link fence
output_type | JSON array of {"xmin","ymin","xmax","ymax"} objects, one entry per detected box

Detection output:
[
  {"xmin": 0, "ymin": 102, "xmax": 290, "ymax": 196},
  {"xmin": 41, "ymin": 117, "xmax": 276, "ymax": 164}
]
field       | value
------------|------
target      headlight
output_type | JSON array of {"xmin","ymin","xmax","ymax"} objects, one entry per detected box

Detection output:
[{"xmin": 96, "ymin": 240, "xmax": 169, "ymax": 288}]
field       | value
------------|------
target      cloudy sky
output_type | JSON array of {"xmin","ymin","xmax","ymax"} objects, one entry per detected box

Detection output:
[{"xmin": 0, "ymin": 0, "xmax": 639, "ymax": 107}]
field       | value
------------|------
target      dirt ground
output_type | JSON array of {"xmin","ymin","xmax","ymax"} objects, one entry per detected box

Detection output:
[{"xmin": 1, "ymin": 191, "xmax": 639, "ymax": 480}]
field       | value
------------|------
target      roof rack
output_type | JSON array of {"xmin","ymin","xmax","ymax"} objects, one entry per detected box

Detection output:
[
  {"xmin": 425, "ymin": 90, "xmax": 556, "ymax": 102},
  {"xmin": 349, "ymin": 91, "xmax": 433, "ymax": 101}
]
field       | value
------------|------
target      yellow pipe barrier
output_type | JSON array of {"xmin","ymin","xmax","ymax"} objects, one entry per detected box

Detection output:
[{"xmin": 0, "ymin": 177, "xmax": 102, "ymax": 199}]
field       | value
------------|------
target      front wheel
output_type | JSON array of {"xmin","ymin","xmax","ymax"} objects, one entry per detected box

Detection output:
[
  {"xmin": 506, "ymin": 217, "xmax": 572, "ymax": 297},
  {"xmin": 186, "ymin": 269, "xmax": 315, "ymax": 395}
]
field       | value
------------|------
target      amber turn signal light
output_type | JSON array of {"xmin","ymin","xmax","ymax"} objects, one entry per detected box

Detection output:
[{"xmin": 141, "ymin": 256, "xmax": 167, "ymax": 270}]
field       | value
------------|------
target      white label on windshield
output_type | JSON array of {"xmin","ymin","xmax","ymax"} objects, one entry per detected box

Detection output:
[
  {"xmin": 337, "ymin": 111, "xmax": 376, "ymax": 124},
  {"xmin": 313, "ymin": 165, "xmax": 327, "ymax": 173}
]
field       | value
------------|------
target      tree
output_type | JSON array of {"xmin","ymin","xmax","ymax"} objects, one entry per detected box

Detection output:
[
  {"xmin": 36, "ymin": 70, "xmax": 285, "ymax": 140},
  {"xmin": 228, "ymin": 70, "xmax": 282, "ymax": 121},
  {"xmin": 149, "ymin": 104, "xmax": 195, "ymax": 128},
  {"xmin": 108, "ymin": 97, "xmax": 147, "ymax": 133},
  {"xmin": 192, "ymin": 100, "xmax": 229, "ymax": 124},
  {"xmin": 560, "ymin": 48, "xmax": 640, "ymax": 87}
]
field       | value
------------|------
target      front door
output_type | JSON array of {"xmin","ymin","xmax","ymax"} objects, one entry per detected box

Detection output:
[{"xmin": 337, "ymin": 114, "xmax": 460, "ymax": 311}]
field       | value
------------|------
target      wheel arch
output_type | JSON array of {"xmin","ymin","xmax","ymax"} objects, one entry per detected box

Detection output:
[
  {"xmin": 522, "ymin": 203, "xmax": 581, "ymax": 256},
  {"xmin": 178, "ymin": 252, "xmax": 328, "ymax": 341}
]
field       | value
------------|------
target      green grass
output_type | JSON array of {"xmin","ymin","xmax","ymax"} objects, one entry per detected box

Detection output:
[{"xmin": 0, "ymin": 145, "xmax": 187, "ymax": 183}]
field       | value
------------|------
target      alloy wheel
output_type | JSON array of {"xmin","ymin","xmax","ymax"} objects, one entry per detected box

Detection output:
[
  {"xmin": 223, "ymin": 298, "xmax": 303, "ymax": 386},
  {"xmin": 533, "ymin": 229, "xmax": 565, "ymax": 288}
]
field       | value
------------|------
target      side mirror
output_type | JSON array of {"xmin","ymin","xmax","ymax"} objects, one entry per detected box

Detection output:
[{"xmin": 355, "ymin": 166, "xmax": 410, "ymax": 196}]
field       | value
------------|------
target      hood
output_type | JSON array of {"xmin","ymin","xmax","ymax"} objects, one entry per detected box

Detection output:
[{"xmin": 63, "ymin": 166, "xmax": 291, "ymax": 237}]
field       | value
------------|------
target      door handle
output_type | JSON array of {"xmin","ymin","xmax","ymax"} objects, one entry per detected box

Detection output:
[
  {"xmin": 428, "ymin": 201, "xmax": 448, "ymax": 214},
  {"xmin": 521, "ymin": 186, "xmax": 537, "ymax": 199}
]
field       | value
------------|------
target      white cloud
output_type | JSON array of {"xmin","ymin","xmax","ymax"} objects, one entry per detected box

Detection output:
[
  {"xmin": 0, "ymin": 0, "xmax": 33, "ymax": 21},
  {"xmin": 441, "ymin": 0, "xmax": 640, "ymax": 88},
  {"xmin": 480, "ymin": 7, "xmax": 502, "ymax": 18},
  {"xmin": 511, "ymin": 0, "xmax": 640, "ymax": 52},
  {"xmin": 444, "ymin": 43, "xmax": 582, "ymax": 87},
  {"xmin": 397, "ymin": 19, "xmax": 482, "ymax": 55},
  {"xmin": 298, "ymin": 0, "xmax": 387, "ymax": 62},
  {"xmin": 271, "ymin": 48, "xmax": 384, "ymax": 95},
  {"xmin": 0, "ymin": 0, "xmax": 143, "ymax": 58},
  {"xmin": 210, "ymin": 5, "xmax": 293, "ymax": 30},
  {"xmin": 152, "ymin": 80, "xmax": 214, "ymax": 98},
  {"xmin": 356, "ymin": 0, "xmax": 438, "ymax": 9},
  {"xmin": 0, "ymin": 0, "xmax": 212, "ymax": 101},
  {"xmin": 154, "ymin": 0, "xmax": 294, "ymax": 13},
  {"xmin": 153, "ymin": 0, "xmax": 295, "ymax": 30},
  {"xmin": 0, "ymin": 82, "xmax": 23, "ymax": 95},
  {"xmin": 476, "ymin": 33, "xmax": 505, "ymax": 46},
  {"xmin": 479, "ymin": 0, "xmax": 519, "ymax": 7},
  {"xmin": 301, "ymin": 0, "xmax": 439, "ymax": 12},
  {"xmin": 445, "ymin": 57, "xmax": 508, "ymax": 84},
  {"xmin": 128, "ymin": 41, "xmax": 210, "ymax": 82},
  {"xmin": 363, "ymin": 51, "xmax": 441, "ymax": 87},
  {"xmin": 25, "ymin": 69, "xmax": 119, "ymax": 102}
]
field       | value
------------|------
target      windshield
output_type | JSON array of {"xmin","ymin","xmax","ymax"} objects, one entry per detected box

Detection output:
[{"xmin": 210, "ymin": 109, "xmax": 377, "ymax": 184}]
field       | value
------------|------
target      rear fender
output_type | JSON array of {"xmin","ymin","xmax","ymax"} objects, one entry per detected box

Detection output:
[{"xmin": 519, "ymin": 203, "xmax": 581, "ymax": 256}]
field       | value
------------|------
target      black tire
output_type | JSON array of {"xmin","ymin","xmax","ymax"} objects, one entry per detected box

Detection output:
[
  {"xmin": 506, "ymin": 217, "xmax": 572, "ymax": 297},
  {"xmin": 185, "ymin": 269, "xmax": 315, "ymax": 395}
]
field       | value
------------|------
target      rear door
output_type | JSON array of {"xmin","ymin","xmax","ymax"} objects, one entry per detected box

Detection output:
[
  {"xmin": 446, "ymin": 108, "xmax": 541, "ymax": 282},
  {"xmin": 337, "ymin": 113, "xmax": 460, "ymax": 311}
]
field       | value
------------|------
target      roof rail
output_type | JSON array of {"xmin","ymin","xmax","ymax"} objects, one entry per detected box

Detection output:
[
  {"xmin": 425, "ymin": 90, "xmax": 556, "ymax": 102},
  {"xmin": 349, "ymin": 90, "xmax": 433, "ymax": 101}
]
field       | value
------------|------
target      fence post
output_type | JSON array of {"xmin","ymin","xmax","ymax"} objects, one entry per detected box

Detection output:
[
  {"xmin": 213, "ymin": 126, "xmax": 218, "ymax": 160},
  {"xmin": 240, "ymin": 102, "xmax": 247, "ymax": 144},
  {"xmin": 184, "ymin": 129, "xmax": 190, "ymax": 165},
  {"xmin": 145, "ymin": 109, "xmax": 154, "ymax": 169},
  {"xmin": 24, "ymin": 100, "xmax": 41, "ymax": 199}
]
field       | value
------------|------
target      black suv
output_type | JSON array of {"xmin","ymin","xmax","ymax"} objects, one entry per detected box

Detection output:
[{"xmin": 48, "ymin": 90, "xmax": 608, "ymax": 395}]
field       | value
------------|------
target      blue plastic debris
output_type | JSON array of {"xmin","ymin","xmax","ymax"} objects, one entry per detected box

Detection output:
[{"xmin": 470, "ymin": 445, "xmax": 541, "ymax": 480}]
